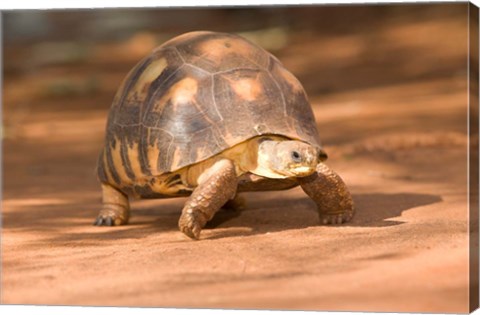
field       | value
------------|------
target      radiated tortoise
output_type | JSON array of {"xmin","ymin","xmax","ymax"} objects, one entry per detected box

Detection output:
[{"xmin": 94, "ymin": 31, "xmax": 354, "ymax": 239}]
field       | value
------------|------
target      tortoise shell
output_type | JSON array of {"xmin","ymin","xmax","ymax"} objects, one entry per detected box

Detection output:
[{"xmin": 97, "ymin": 31, "xmax": 322, "ymax": 188}]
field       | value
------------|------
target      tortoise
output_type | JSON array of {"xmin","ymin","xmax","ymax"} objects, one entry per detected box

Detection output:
[{"xmin": 94, "ymin": 31, "xmax": 354, "ymax": 239}]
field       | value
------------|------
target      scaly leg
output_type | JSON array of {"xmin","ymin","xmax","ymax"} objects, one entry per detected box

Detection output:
[
  {"xmin": 178, "ymin": 159, "xmax": 237, "ymax": 239},
  {"xmin": 94, "ymin": 183, "xmax": 130, "ymax": 226},
  {"xmin": 298, "ymin": 163, "xmax": 354, "ymax": 224}
]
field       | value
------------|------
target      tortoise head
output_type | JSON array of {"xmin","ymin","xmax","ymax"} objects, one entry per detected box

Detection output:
[{"xmin": 258, "ymin": 137, "xmax": 327, "ymax": 178}]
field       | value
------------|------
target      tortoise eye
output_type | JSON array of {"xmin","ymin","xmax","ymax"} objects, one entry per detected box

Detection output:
[{"xmin": 291, "ymin": 151, "xmax": 302, "ymax": 162}]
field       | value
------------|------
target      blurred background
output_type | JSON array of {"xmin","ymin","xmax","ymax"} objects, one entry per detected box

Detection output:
[
  {"xmin": 2, "ymin": 4, "xmax": 474, "ymax": 312},
  {"xmin": 4, "ymin": 5, "xmax": 468, "ymax": 103},
  {"xmin": 2, "ymin": 3, "xmax": 469, "ymax": 196}
]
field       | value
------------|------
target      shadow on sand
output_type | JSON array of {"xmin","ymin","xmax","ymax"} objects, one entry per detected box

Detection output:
[
  {"xmin": 2, "ymin": 192, "xmax": 442, "ymax": 244},
  {"xmin": 208, "ymin": 192, "xmax": 442, "ymax": 229}
]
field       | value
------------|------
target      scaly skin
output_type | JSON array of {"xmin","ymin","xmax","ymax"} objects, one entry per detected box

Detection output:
[
  {"xmin": 178, "ymin": 159, "xmax": 237, "ymax": 239},
  {"xmin": 298, "ymin": 163, "xmax": 354, "ymax": 224},
  {"xmin": 94, "ymin": 184, "xmax": 130, "ymax": 226}
]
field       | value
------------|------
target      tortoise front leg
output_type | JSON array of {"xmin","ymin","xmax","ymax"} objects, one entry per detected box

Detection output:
[
  {"xmin": 94, "ymin": 183, "xmax": 130, "ymax": 226},
  {"xmin": 178, "ymin": 159, "xmax": 237, "ymax": 239},
  {"xmin": 298, "ymin": 163, "xmax": 354, "ymax": 224}
]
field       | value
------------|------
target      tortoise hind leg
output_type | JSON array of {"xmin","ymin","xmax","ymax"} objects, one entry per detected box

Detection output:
[
  {"xmin": 178, "ymin": 159, "xmax": 237, "ymax": 239},
  {"xmin": 94, "ymin": 183, "xmax": 130, "ymax": 226},
  {"xmin": 298, "ymin": 163, "xmax": 354, "ymax": 224}
]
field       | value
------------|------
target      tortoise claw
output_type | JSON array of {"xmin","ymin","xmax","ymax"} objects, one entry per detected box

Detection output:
[
  {"xmin": 93, "ymin": 216, "xmax": 115, "ymax": 226},
  {"xmin": 93, "ymin": 206, "xmax": 128, "ymax": 227},
  {"xmin": 178, "ymin": 210, "xmax": 207, "ymax": 240},
  {"xmin": 96, "ymin": 185, "xmax": 130, "ymax": 227},
  {"xmin": 319, "ymin": 210, "xmax": 354, "ymax": 225}
]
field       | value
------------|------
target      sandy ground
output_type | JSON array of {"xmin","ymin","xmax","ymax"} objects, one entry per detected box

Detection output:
[{"xmin": 1, "ymin": 5, "xmax": 474, "ymax": 313}]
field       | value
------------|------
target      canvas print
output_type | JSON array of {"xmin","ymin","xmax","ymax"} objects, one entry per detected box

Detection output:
[{"xmin": 1, "ymin": 2, "xmax": 479, "ymax": 313}]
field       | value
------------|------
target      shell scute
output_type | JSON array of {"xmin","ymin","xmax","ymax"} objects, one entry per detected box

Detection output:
[
  {"xmin": 270, "ymin": 60, "xmax": 321, "ymax": 144},
  {"xmin": 213, "ymin": 68, "xmax": 290, "ymax": 143},
  {"xmin": 173, "ymin": 32, "xmax": 270, "ymax": 73},
  {"xmin": 142, "ymin": 127, "xmax": 173, "ymax": 174}
]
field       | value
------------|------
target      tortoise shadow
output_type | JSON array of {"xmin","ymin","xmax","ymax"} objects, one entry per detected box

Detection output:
[
  {"xmin": 200, "ymin": 192, "xmax": 443, "ymax": 240},
  {"xmin": 10, "ymin": 192, "xmax": 441, "ymax": 245},
  {"xmin": 346, "ymin": 193, "xmax": 443, "ymax": 227}
]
